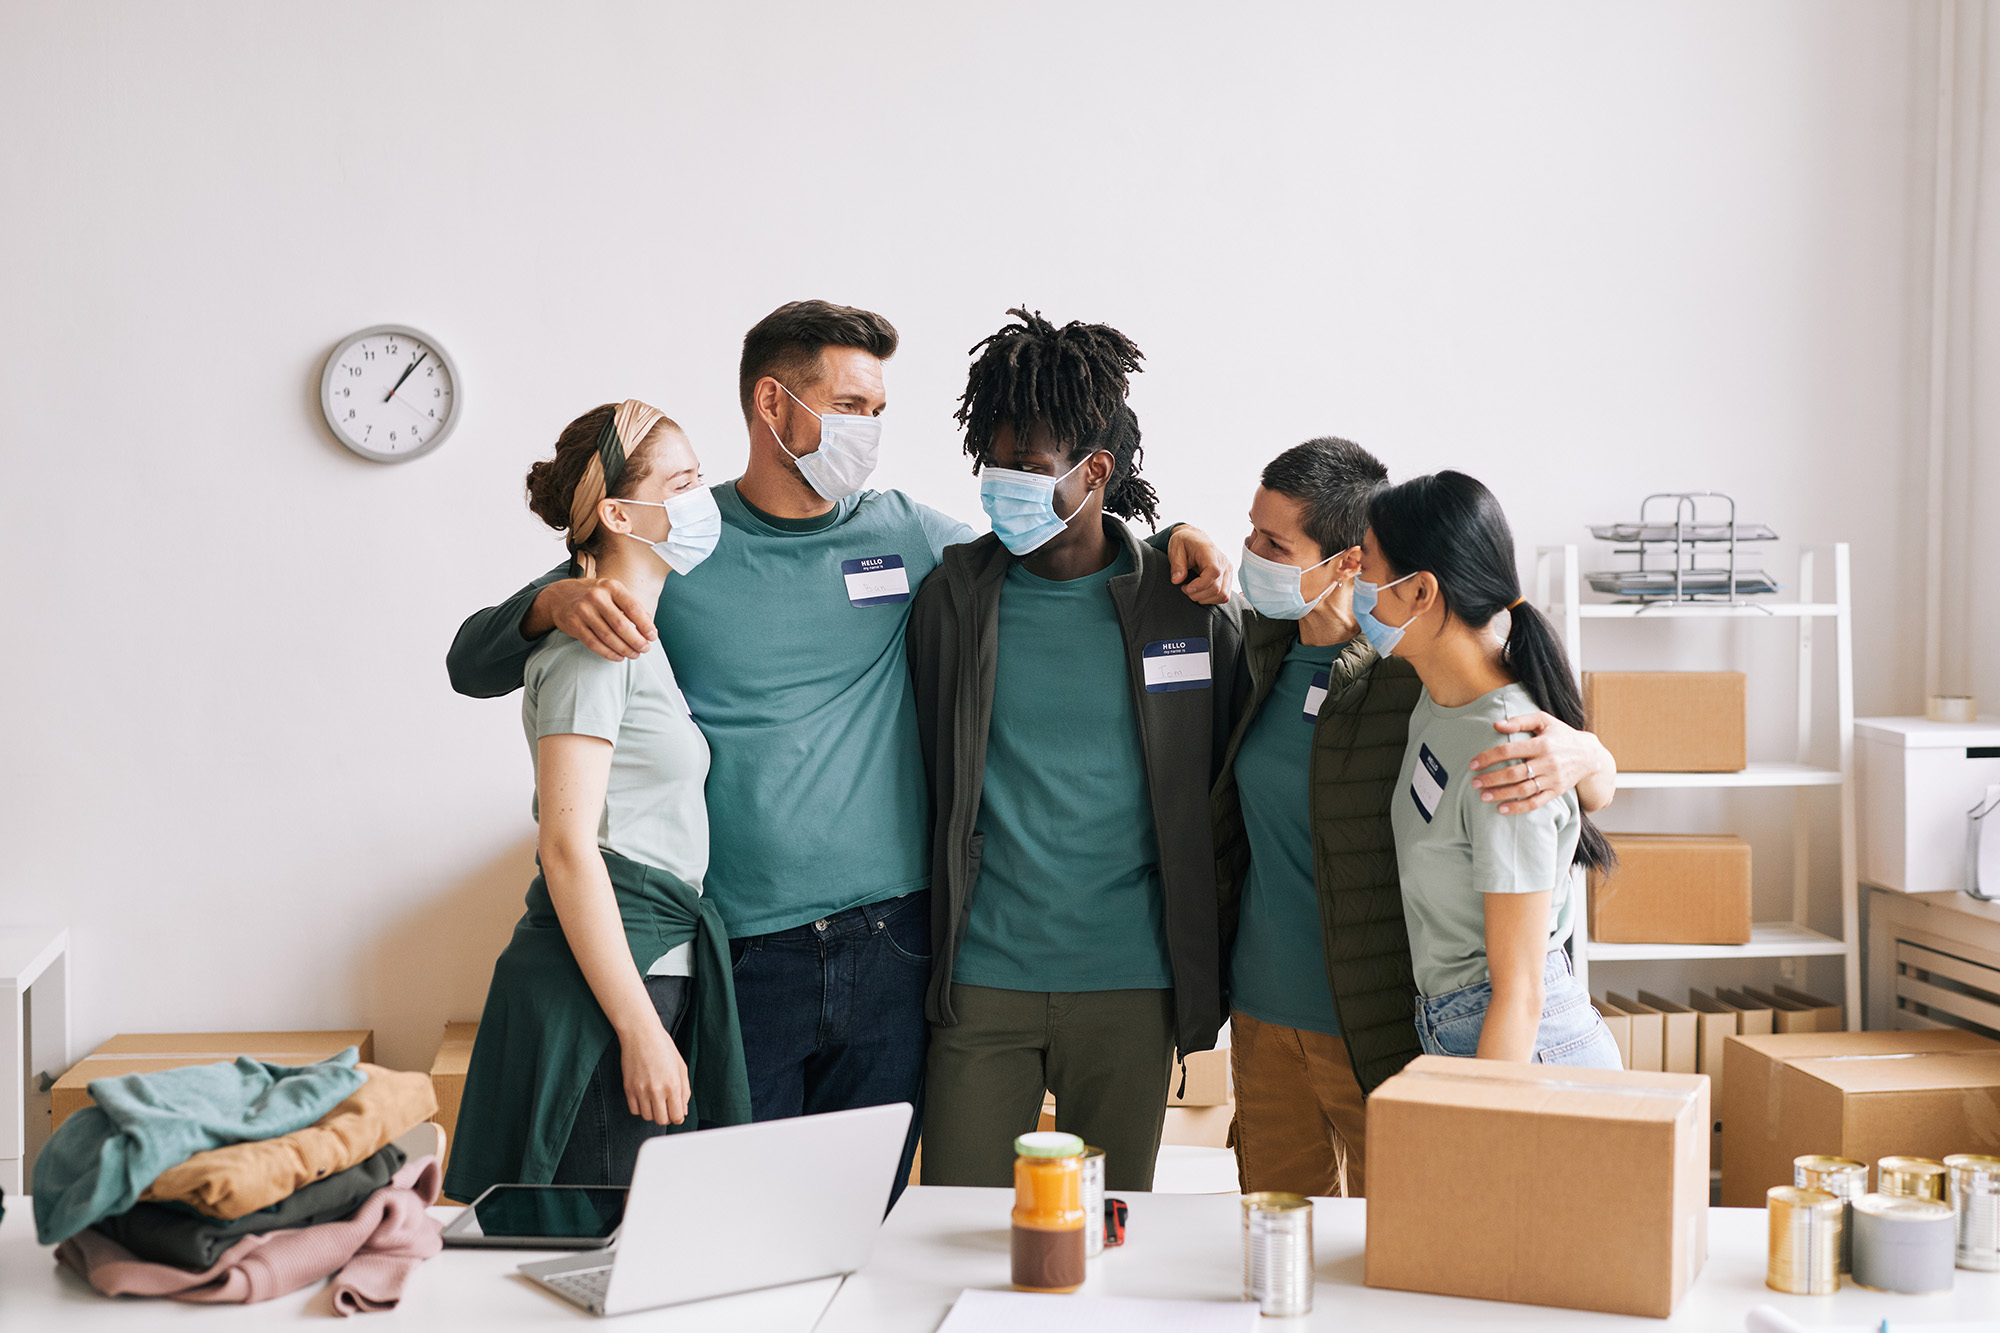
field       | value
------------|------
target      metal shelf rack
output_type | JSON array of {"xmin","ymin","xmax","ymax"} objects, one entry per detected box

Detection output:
[{"xmin": 1533, "ymin": 543, "xmax": 1860, "ymax": 1022}]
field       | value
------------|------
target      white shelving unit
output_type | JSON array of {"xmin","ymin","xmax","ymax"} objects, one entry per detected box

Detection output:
[{"xmin": 1534, "ymin": 543, "xmax": 1860, "ymax": 1023}]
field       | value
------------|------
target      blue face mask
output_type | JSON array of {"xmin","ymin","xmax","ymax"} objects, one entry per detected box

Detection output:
[
  {"xmin": 979, "ymin": 452, "xmax": 1096, "ymax": 555},
  {"xmin": 1237, "ymin": 543, "xmax": 1340, "ymax": 620},
  {"xmin": 1352, "ymin": 569, "xmax": 1421, "ymax": 655}
]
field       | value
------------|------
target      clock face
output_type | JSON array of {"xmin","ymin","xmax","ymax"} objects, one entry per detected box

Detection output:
[{"xmin": 319, "ymin": 325, "xmax": 460, "ymax": 463}]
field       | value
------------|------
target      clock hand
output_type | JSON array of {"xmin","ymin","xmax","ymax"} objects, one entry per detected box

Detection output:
[
  {"xmin": 389, "ymin": 392, "xmax": 433, "ymax": 421},
  {"xmin": 382, "ymin": 352, "xmax": 429, "ymax": 403}
]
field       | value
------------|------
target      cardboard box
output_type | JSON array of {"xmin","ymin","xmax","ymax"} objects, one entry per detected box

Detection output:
[
  {"xmin": 1588, "ymin": 834, "xmax": 1752, "ymax": 944},
  {"xmin": 1593, "ymin": 998, "xmax": 1633, "ymax": 1069},
  {"xmin": 1717, "ymin": 1029, "xmax": 2000, "ymax": 1207},
  {"xmin": 52, "ymin": 1030, "xmax": 376, "ymax": 1132},
  {"xmin": 1366, "ymin": 1055, "xmax": 1709, "ymax": 1318},
  {"xmin": 1168, "ymin": 1046, "xmax": 1232, "ymax": 1107},
  {"xmin": 1605, "ymin": 992, "xmax": 1664, "ymax": 1072},
  {"xmin": 1161, "ymin": 1105, "xmax": 1233, "ymax": 1149},
  {"xmin": 429, "ymin": 1020, "xmax": 478, "ymax": 1176},
  {"xmin": 1583, "ymin": 672, "xmax": 1746, "ymax": 773}
]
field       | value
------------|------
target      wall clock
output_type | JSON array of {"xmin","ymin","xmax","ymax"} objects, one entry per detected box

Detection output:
[{"xmin": 319, "ymin": 324, "xmax": 461, "ymax": 463}]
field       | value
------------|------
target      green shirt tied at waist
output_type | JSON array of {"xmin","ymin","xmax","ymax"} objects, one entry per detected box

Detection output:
[
  {"xmin": 953, "ymin": 548, "xmax": 1174, "ymax": 993},
  {"xmin": 443, "ymin": 852, "xmax": 751, "ymax": 1203}
]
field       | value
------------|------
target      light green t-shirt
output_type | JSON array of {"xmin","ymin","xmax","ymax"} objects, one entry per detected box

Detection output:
[
  {"xmin": 1389, "ymin": 682, "xmax": 1578, "ymax": 998},
  {"xmin": 524, "ymin": 635, "xmax": 711, "ymax": 975},
  {"xmin": 953, "ymin": 548, "xmax": 1175, "ymax": 993},
  {"xmin": 650, "ymin": 484, "xmax": 974, "ymax": 937},
  {"xmin": 1228, "ymin": 638, "xmax": 1343, "ymax": 1035}
]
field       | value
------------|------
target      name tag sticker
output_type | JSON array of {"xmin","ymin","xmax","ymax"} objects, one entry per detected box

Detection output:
[
  {"xmin": 841, "ymin": 555, "xmax": 910, "ymax": 607},
  {"xmin": 1303, "ymin": 670, "xmax": 1330, "ymax": 723},
  {"xmin": 1410, "ymin": 743, "xmax": 1448, "ymax": 823},
  {"xmin": 1142, "ymin": 638, "xmax": 1211, "ymax": 693}
]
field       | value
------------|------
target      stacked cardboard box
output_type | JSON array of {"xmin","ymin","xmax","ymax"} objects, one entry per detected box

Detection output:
[
  {"xmin": 52, "ymin": 1031, "xmax": 377, "ymax": 1131},
  {"xmin": 1583, "ymin": 672, "xmax": 1746, "ymax": 772},
  {"xmin": 1588, "ymin": 834, "xmax": 1751, "ymax": 944}
]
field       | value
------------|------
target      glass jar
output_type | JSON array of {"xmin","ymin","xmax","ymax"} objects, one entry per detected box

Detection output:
[{"xmin": 1011, "ymin": 1131, "xmax": 1087, "ymax": 1293}]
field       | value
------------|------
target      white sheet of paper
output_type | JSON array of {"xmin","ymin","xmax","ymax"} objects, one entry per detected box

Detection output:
[{"xmin": 935, "ymin": 1288, "xmax": 1261, "ymax": 1333}]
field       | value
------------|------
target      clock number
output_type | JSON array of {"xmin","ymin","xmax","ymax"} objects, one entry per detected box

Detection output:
[
  {"xmin": 347, "ymin": 365, "xmax": 362, "ymax": 377},
  {"xmin": 363, "ymin": 349, "xmax": 375, "ymax": 361},
  {"xmin": 433, "ymin": 387, "xmax": 441, "ymax": 397},
  {"xmin": 347, "ymin": 409, "xmax": 356, "ymax": 420},
  {"xmin": 389, "ymin": 431, "xmax": 399, "ymax": 442}
]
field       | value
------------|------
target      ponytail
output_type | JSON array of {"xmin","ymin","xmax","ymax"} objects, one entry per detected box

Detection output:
[{"xmin": 1369, "ymin": 471, "xmax": 1615, "ymax": 873}]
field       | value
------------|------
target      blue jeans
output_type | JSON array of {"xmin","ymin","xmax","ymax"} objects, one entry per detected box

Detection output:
[
  {"xmin": 1416, "ymin": 950, "xmax": 1622, "ymax": 1068},
  {"xmin": 553, "ymin": 974, "xmax": 692, "ymax": 1187},
  {"xmin": 729, "ymin": 890, "xmax": 930, "ymax": 1208}
]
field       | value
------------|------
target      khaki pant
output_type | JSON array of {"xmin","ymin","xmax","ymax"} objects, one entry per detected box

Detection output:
[
  {"xmin": 922, "ymin": 984, "xmax": 1175, "ymax": 1191},
  {"xmin": 1228, "ymin": 1009, "xmax": 1370, "ymax": 1198}
]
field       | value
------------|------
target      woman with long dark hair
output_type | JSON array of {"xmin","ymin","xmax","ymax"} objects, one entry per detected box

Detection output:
[{"xmin": 1356, "ymin": 470, "xmax": 1621, "ymax": 1066}]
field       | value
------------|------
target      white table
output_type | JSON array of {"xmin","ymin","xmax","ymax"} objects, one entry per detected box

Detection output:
[
  {"xmin": 0, "ymin": 1199, "xmax": 837, "ymax": 1330},
  {"xmin": 0, "ymin": 925, "xmax": 70, "ymax": 1196},
  {"xmin": 819, "ymin": 1187, "xmax": 2000, "ymax": 1331}
]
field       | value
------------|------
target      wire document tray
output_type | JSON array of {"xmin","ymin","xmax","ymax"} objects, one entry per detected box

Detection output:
[{"xmin": 1582, "ymin": 491, "xmax": 1780, "ymax": 606}]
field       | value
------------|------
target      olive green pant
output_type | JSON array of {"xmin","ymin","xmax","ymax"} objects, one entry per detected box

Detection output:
[{"xmin": 921, "ymin": 983, "xmax": 1175, "ymax": 1191}]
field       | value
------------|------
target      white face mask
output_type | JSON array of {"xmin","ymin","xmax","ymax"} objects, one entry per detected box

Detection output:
[
  {"xmin": 769, "ymin": 382, "xmax": 881, "ymax": 502},
  {"xmin": 616, "ymin": 485, "xmax": 723, "ymax": 574}
]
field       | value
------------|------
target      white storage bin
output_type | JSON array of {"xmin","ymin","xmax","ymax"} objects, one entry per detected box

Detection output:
[{"xmin": 1857, "ymin": 716, "xmax": 2000, "ymax": 894}]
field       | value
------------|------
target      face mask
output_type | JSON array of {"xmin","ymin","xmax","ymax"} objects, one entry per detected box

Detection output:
[
  {"xmin": 978, "ymin": 452, "xmax": 1096, "ymax": 555},
  {"xmin": 617, "ymin": 485, "xmax": 723, "ymax": 574},
  {"xmin": 1351, "ymin": 569, "xmax": 1421, "ymax": 655},
  {"xmin": 770, "ymin": 382, "xmax": 881, "ymax": 502},
  {"xmin": 1238, "ymin": 544, "xmax": 1340, "ymax": 620}
]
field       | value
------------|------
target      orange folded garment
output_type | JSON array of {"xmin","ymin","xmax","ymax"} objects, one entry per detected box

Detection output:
[{"xmin": 141, "ymin": 1065, "xmax": 437, "ymax": 1220}]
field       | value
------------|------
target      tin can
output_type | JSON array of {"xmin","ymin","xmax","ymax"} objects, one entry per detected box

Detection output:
[
  {"xmin": 1242, "ymin": 1192, "xmax": 1313, "ymax": 1317},
  {"xmin": 1851, "ymin": 1192, "xmax": 1955, "ymax": 1294},
  {"xmin": 1767, "ymin": 1186, "xmax": 1841, "ymax": 1295},
  {"xmin": 1945, "ymin": 1154, "xmax": 2000, "ymax": 1272},
  {"xmin": 1795, "ymin": 1155, "xmax": 1867, "ymax": 1272},
  {"xmin": 1080, "ymin": 1147, "xmax": 1106, "ymax": 1260},
  {"xmin": 1877, "ymin": 1156, "xmax": 1949, "ymax": 1203}
]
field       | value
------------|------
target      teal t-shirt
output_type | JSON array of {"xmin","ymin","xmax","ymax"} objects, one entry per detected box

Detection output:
[
  {"xmin": 1228, "ymin": 638, "xmax": 1343, "ymax": 1035},
  {"xmin": 954, "ymin": 549, "xmax": 1175, "ymax": 993},
  {"xmin": 654, "ymin": 482, "xmax": 974, "ymax": 937},
  {"xmin": 1389, "ymin": 682, "xmax": 1580, "ymax": 997}
]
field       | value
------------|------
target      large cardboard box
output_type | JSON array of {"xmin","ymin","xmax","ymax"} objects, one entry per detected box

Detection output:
[
  {"xmin": 52, "ymin": 1030, "xmax": 376, "ymax": 1132},
  {"xmin": 1717, "ymin": 1029, "xmax": 2000, "ymax": 1207},
  {"xmin": 1366, "ymin": 1056, "xmax": 1709, "ymax": 1318},
  {"xmin": 1589, "ymin": 834, "xmax": 1752, "ymax": 944},
  {"xmin": 429, "ymin": 1020, "xmax": 478, "ymax": 1176},
  {"xmin": 1167, "ymin": 1046, "xmax": 1231, "ymax": 1107},
  {"xmin": 1583, "ymin": 672, "xmax": 1746, "ymax": 773}
]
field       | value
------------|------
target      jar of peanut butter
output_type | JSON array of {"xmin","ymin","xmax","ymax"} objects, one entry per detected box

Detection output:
[{"xmin": 1011, "ymin": 1132, "xmax": 1087, "ymax": 1293}]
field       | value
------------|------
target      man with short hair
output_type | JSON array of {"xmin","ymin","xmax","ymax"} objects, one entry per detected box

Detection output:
[
  {"xmin": 446, "ymin": 300, "xmax": 1232, "ymax": 1197},
  {"xmin": 907, "ymin": 310, "xmax": 1244, "ymax": 1191},
  {"xmin": 1215, "ymin": 437, "xmax": 1616, "ymax": 1199}
]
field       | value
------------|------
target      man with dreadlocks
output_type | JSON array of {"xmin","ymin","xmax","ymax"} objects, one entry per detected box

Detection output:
[{"xmin": 908, "ymin": 309, "xmax": 1247, "ymax": 1191}]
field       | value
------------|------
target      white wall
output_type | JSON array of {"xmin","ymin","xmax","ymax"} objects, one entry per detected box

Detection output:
[{"xmin": 0, "ymin": 1, "xmax": 1941, "ymax": 1070}]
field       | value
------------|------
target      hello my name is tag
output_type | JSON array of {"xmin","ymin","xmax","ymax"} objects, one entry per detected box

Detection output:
[
  {"xmin": 1142, "ymin": 638, "xmax": 1211, "ymax": 693},
  {"xmin": 1410, "ymin": 743, "xmax": 1448, "ymax": 823},
  {"xmin": 1303, "ymin": 669, "xmax": 1330, "ymax": 723},
  {"xmin": 841, "ymin": 555, "xmax": 909, "ymax": 607}
]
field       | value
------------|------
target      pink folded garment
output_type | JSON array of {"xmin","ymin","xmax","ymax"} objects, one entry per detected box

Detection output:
[{"xmin": 56, "ymin": 1154, "xmax": 443, "ymax": 1317}]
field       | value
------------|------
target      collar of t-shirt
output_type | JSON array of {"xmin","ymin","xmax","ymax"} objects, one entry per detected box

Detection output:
[{"xmin": 736, "ymin": 486, "xmax": 846, "ymax": 534}]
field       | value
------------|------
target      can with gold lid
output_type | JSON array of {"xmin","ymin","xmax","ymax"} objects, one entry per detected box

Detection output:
[
  {"xmin": 1242, "ymin": 1192, "xmax": 1313, "ymax": 1317},
  {"xmin": 1768, "ymin": 1186, "xmax": 1841, "ymax": 1295},
  {"xmin": 1945, "ymin": 1154, "xmax": 2000, "ymax": 1272},
  {"xmin": 1795, "ymin": 1155, "xmax": 1867, "ymax": 1272},
  {"xmin": 1877, "ymin": 1156, "xmax": 1948, "ymax": 1203}
]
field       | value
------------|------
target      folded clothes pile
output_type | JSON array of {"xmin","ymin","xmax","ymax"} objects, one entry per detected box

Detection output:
[{"xmin": 33, "ymin": 1047, "xmax": 441, "ymax": 1316}]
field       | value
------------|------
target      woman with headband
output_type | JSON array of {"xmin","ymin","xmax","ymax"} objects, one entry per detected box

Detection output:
[{"xmin": 446, "ymin": 400, "xmax": 751, "ymax": 1199}]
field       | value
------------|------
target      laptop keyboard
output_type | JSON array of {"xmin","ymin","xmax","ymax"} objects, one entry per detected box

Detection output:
[{"xmin": 544, "ymin": 1265, "xmax": 613, "ymax": 1309}]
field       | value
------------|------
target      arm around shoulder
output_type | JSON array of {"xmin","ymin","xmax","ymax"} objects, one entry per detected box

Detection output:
[{"xmin": 446, "ymin": 565, "xmax": 570, "ymax": 699}]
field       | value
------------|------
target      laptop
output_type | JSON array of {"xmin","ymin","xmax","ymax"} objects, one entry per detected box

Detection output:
[{"xmin": 519, "ymin": 1102, "xmax": 913, "ymax": 1317}]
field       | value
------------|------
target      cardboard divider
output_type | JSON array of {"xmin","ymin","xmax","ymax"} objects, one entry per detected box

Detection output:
[
  {"xmin": 1772, "ymin": 983, "xmax": 1845, "ymax": 1031},
  {"xmin": 1592, "ymin": 997, "xmax": 1633, "ymax": 1069},
  {"xmin": 1714, "ymin": 987, "xmax": 1776, "ymax": 1036},
  {"xmin": 1740, "ymin": 985, "xmax": 1831, "ymax": 1034},
  {"xmin": 1687, "ymin": 991, "xmax": 1740, "ymax": 1139},
  {"xmin": 1636, "ymin": 990, "xmax": 1700, "ymax": 1074},
  {"xmin": 1605, "ymin": 992, "xmax": 1665, "ymax": 1071}
]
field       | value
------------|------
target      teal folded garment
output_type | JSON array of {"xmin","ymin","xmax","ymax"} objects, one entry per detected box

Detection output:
[
  {"xmin": 92, "ymin": 1144, "xmax": 406, "ymax": 1271},
  {"xmin": 33, "ymin": 1049, "xmax": 366, "ymax": 1246}
]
